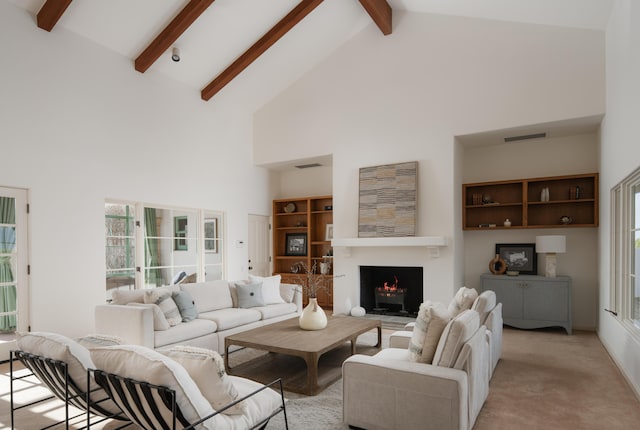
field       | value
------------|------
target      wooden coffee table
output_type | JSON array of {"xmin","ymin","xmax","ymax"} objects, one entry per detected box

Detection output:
[{"xmin": 224, "ymin": 315, "xmax": 381, "ymax": 395}]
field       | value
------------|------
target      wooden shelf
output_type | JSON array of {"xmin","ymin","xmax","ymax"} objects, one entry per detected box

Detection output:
[
  {"xmin": 463, "ymin": 173, "xmax": 598, "ymax": 230},
  {"xmin": 273, "ymin": 195, "xmax": 333, "ymax": 308}
]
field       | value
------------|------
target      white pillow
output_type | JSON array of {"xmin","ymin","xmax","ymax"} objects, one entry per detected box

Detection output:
[
  {"xmin": 432, "ymin": 310, "xmax": 480, "ymax": 368},
  {"xmin": 144, "ymin": 290, "xmax": 182, "ymax": 326},
  {"xmin": 163, "ymin": 346, "xmax": 245, "ymax": 415},
  {"xmin": 127, "ymin": 302, "xmax": 170, "ymax": 330},
  {"xmin": 248, "ymin": 274, "xmax": 284, "ymax": 305},
  {"xmin": 408, "ymin": 301, "xmax": 451, "ymax": 363},
  {"xmin": 447, "ymin": 287, "xmax": 479, "ymax": 317},
  {"xmin": 90, "ymin": 345, "xmax": 214, "ymax": 428}
]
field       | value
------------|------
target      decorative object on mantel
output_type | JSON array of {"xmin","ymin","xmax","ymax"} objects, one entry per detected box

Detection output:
[
  {"xmin": 358, "ymin": 161, "xmax": 417, "ymax": 238},
  {"xmin": 503, "ymin": 218, "xmax": 512, "ymax": 227},
  {"xmin": 489, "ymin": 254, "xmax": 507, "ymax": 275},
  {"xmin": 535, "ymin": 235, "xmax": 566, "ymax": 277}
]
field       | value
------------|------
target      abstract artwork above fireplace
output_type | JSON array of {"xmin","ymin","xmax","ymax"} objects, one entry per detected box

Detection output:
[{"xmin": 358, "ymin": 161, "xmax": 417, "ymax": 238}]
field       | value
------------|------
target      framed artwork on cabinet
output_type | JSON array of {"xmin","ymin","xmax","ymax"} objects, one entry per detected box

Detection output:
[{"xmin": 495, "ymin": 243, "xmax": 537, "ymax": 275}]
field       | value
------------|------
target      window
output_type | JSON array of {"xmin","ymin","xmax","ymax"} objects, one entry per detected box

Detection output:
[
  {"xmin": 105, "ymin": 201, "xmax": 224, "ymax": 299},
  {"xmin": 611, "ymin": 167, "xmax": 640, "ymax": 332}
]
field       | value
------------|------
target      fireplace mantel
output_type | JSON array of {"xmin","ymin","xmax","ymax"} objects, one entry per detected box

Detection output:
[{"xmin": 331, "ymin": 236, "xmax": 447, "ymax": 258}]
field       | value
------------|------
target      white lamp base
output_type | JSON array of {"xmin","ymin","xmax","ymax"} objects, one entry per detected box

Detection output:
[{"xmin": 544, "ymin": 253, "xmax": 557, "ymax": 277}]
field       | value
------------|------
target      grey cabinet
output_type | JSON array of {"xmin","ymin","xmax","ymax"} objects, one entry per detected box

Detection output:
[{"xmin": 480, "ymin": 274, "xmax": 572, "ymax": 335}]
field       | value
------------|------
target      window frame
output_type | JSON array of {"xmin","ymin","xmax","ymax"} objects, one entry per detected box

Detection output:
[
  {"xmin": 610, "ymin": 166, "xmax": 640, "ymax": 338},
  {"xmin": 105, "ymin": 200, "xmax": 225, "ymax": 295}
]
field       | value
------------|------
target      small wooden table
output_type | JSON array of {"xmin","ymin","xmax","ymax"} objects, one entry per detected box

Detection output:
[{"xmin": 224, "ymin": 315, "xmax": 382, "ymax": 395}]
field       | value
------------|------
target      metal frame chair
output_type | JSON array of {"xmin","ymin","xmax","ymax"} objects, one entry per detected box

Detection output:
[
  {"xmin": 91, "ymin": 369, "xmax": 289, "ymax": 430},
  {"xmin": 10, "ymin": 350, "xmax": 129, "ymax": 430}
]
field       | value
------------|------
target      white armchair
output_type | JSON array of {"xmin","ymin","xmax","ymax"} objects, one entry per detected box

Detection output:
[{"xmin": 342, "ymin": 310, "xmax": 489, "ymax": 430}]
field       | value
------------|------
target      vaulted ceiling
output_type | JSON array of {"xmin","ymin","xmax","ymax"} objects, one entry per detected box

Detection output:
[{"xmin": 10, "ymin": 0, "xmax": 613, "ymax": 106}]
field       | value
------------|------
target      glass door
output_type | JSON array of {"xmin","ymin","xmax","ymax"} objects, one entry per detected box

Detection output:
[{"xmin": 0, "ymin": 186, "xmax": 28, "ymax": 360}]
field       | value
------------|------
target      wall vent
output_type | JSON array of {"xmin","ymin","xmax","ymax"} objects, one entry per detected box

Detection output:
[
  {"xmin": 504, "ymin": 132, "xmax": 547, "ymax": 143},
  {"xmin": 295, "ymin": 163, "xmax": 322, "ymax": 169}
]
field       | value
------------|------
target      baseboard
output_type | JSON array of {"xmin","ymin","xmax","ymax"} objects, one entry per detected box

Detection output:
[{"xmin": 597, "ymin": 329, "xmax": 640, "ymax": 402}]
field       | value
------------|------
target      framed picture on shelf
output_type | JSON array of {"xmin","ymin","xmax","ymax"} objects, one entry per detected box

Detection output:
[
  {"xmin": 495, "ymin": 243, "xmax": 537, "ymax": 275},
  {"xmin": 285, "ymin": 233, "xmax": 307, "ymax": 256},
  {"xmin": 325, "ymin": 224, "xmax": 334, "ymax": 241}
]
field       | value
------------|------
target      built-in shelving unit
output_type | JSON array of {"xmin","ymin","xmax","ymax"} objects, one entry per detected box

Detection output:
[
  {"xmin": 463, "ymin": 173, "xmax": 598, "ymax": 230},
  {"xmin": 272, "ymin": 195, "xmax": 333, "ymax": 308}
]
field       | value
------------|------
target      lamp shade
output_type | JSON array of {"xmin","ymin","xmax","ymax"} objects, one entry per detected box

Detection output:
[{"xmin": 535, "ymin": 235, "xmax": 566, "ymax": 253}]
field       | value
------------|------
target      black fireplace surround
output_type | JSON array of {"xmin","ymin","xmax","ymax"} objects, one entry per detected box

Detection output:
[{"xmin": 359, "ymin": 265, "xmax": 423, "ymax": 317}]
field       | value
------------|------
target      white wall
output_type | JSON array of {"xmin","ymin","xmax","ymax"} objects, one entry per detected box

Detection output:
[
  {"xmin": 255, "ymin": 11, "xmax": 605, "ymax": 312},
  {"xmin": 0, "ymin": 3, "xmax": 275, "ymax": 338},
  {"xmin": 276, "ymin": 165, "xmax": 333, "ymax": 199},
  {"xmin": 463, "ymin": 134, "xmax": 600, "ymax": 329},
  {"xmin": 599, "ymin": 0, "xmax": 640, "ymax": 398}
]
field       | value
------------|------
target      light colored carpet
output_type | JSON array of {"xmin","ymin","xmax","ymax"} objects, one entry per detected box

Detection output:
[{"xmin": 3, "ymin": 327, "xmax": 640, "ymax": 429}]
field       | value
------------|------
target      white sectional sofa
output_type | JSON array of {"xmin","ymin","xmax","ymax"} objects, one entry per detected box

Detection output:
[{"xmin": 95, "ymin": 278, "xmax": 302, "ymax": 355}]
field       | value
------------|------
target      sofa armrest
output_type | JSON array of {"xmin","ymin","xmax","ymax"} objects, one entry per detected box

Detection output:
[
  {"xmin": 94, "ymin": 305, "xmax": 154, "ymax": 349},
  {"xmin": 342, "ymin": 354, "xmax": 468, "ymax": 430},
  {"xmin": 388, "ymin": 330, "xmax": 412, "ymax": 349}
]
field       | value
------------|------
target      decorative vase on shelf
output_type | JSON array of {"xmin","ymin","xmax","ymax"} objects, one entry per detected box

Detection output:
[{"xmin": 299, "ymin": 298, "xmax": 328, "ymax": 330}]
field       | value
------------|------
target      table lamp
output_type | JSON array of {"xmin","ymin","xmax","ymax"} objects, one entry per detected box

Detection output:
[{"xmin": 535, "ymin": 235, "xmax": 566, "ymax": 277}]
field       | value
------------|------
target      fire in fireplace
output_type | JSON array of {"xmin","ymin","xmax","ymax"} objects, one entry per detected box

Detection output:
[
  {"xmin": 360, "ymin": 266, "xmax": 423, "ymax": 317},
  {"xmin": 375, "ymin": 275, "xmax": 408, "ymax": 312}
]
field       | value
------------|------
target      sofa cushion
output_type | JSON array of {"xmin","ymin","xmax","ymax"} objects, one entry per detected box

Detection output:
[
  {"xmin": 90, "ymin": 345, "xmax": 215, "ymax": 429},
  {"xmin": 236, "ymin": 282, "xmax": 265, "ymax": 308},
  {"xmin": 16, "ymin": 331, "xmax": 121, "ymax": 415},
  {"xmin": 172, "ymin": 290, "xmax": 199, "ymax": 322},
  {"xmin": 180, "ymin": 280, "xmax": 234, "ymax": 313},
  {"xmin": 228, "ymin": 376, "xmax": 283, "ymax": 425},
  {"xmin": 163, "ymin": 346, "xmax": 244, "ymax": 415},
  {"xmin": 144, "ymin": 290, "xmax": 182, "ymax": 326},
  {"xmin": 111, "ymin": 289, "xmax": 145, "ymax": 305},
  {"xmin": 248, "ymin": 274, "xmax": 285, "ymax": 305},
  {"xmin": 154, "ymin": 318, "xmax": 218, "ymax": 348},
  {"xmin": 279, "ymin": 283, "xmax": 297, "ymax": 303},
  {"xmin": 408, "ymin": 301, "xmax": 451, "ymax": 363},
  {"xmin": 432, "ymin": 309, "xmax": 480, "ymax": 368},
  {"xmin": 127, "ymin": 303, "xmax": 170, "ymax": 330},
  {"xmin": 447, "ymin": 287, "xmax": 479, "ymax": 317},
  {"xmin": 252, "ymin": 302, "xmax": 298, "ymax": 320},
  {"xmin": 198, "ymin": 308, "xmax": 262, "ymax": 331},
  {"xmin": 471, "ymin": 290, "xmax": 496, "ymax": 324}
]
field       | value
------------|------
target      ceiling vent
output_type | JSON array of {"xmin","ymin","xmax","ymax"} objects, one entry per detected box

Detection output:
[
  {"xmin": 295, "ymin": 163, "xmax": 322, "ymax": 169},
  {"xmin": 504, "ymin": 132, "xmax": 547, "ymax": 143}
]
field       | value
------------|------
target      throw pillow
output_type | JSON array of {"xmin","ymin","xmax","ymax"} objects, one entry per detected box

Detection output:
[
  {"xmin": 172, "ymin": 290, "xmax": 199, "ymax": 322},
  {"xmin": 248, "ymin": 274, "xmax": 284, "ymax": 305},
  {"xmin": 235, "ymin": 282, "xmax": 265, "ymax": 308},
  {"xmin": 144, "ymin": 290, "xmax": 182, "ymax": 326},
  {"xmin": 432, "ymin": 309, "xmax": 480, "ymax": 368},
  {"xmin": 408, "ymin": 301, "xmax": 451, "ymax": 363},
  {"xmin": 76, "ymin": 333, "xmax": 124, "ymax": 349},
  {"xmin": 447, "ymin": 287, "xmax": 479, "ymax": 317},
  {"xmin": 163, "ymin": 346, "xmax": 245, "ymax": 415},
  {"xmin": 279, "ymin": 283, "xmax": 296, "ymax": 303},
  {"xmin": 127, "ymin": 303, "xmax": 170, "ymax": 331}
]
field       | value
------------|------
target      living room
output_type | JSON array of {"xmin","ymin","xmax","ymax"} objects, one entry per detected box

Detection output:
[{"xmin": 1, "ymin": 0, "xmax": 639, "ymax": 423}]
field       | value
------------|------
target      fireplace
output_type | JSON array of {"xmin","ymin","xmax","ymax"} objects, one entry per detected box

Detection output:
[{"xmin": 360, "ymin": 266, "xmax": 423, "ymax": 317}]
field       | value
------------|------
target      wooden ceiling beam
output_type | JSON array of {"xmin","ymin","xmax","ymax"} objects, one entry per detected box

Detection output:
[
  {"xmin": 135, "ymin": 0, "xmax": 215, "ymax": 73},
  {"xmin": 37, "ymin": 0, "xmax": 73, "ymax": 32},
  {"xmin": 358, "ymin": 0, "xmax": 392, "ymax": 35},
  {"xmin": 201, "ymin": 0, "xmax": 324, "ymax": 101}
]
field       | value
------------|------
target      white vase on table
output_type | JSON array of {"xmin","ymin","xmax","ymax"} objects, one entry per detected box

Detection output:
[{"xmin": 299, "ymin": 298, "xmax": 328, "ymax": 330}]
